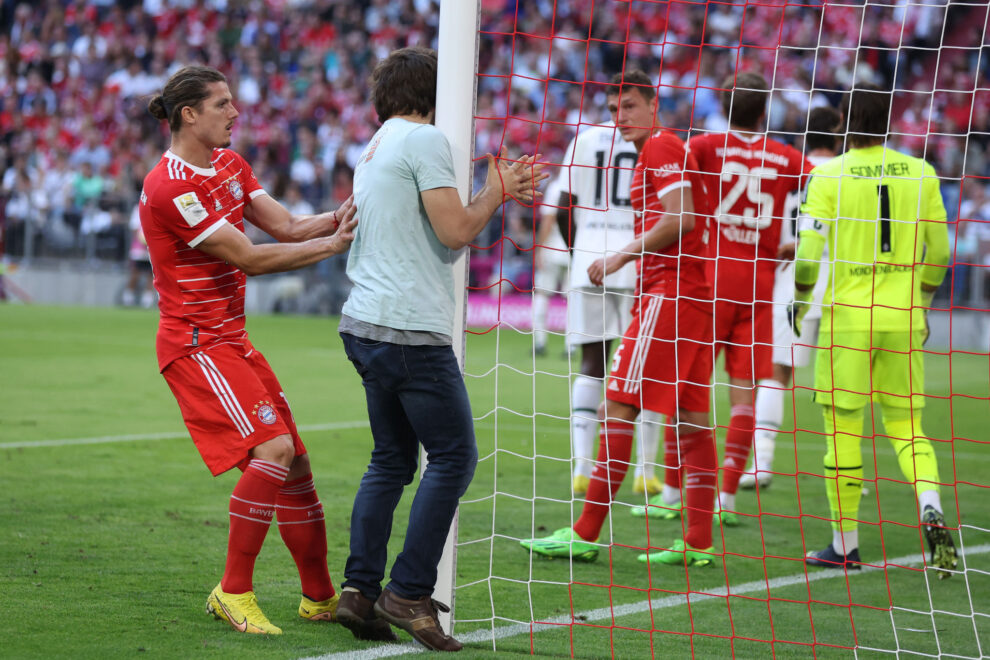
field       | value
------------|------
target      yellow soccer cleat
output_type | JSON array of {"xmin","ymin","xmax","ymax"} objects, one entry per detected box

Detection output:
[
  {"xmin": 632, "ymin": 475, "xmax": 663, "ymax": 495},
  {"xmin": 572, "ymin": 474, "xmax": 590, "ymax": 496},
  {"xmin": 299, "ymin": 592, "xmax": 340, "ymax": 622},
  {"xmin": 206, "ymin": 583, "xmax": 283, "ymax": 635}
]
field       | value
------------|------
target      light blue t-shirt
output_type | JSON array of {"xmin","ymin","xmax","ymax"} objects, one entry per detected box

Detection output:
[{"xmin": 342, "ymin": 118, "xmax": 459, "ymax": 336}]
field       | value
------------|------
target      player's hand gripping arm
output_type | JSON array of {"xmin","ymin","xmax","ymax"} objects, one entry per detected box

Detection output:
[
  {"xmin": 196, "ymin": 212, "xmax": 358, "ymax": 276},
  {"xmin": 587, "ymin": 183, "xmax": 694, "ymax": 286},
  {"xmin": 422, "ymin": 149, "xmax": 549, "ymax": 251},
  {"xmin": 244, "ymin": 194, "xmax": 357, "ymax": 243}
]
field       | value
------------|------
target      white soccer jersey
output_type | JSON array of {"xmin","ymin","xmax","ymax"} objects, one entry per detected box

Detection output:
[
  {"xmin": 559, "ymin": 123, "xmax": 638, "ymax": 290},
  {"xmin": 539, "ymin": 174, "xmax": 570, "ymax": 268}
]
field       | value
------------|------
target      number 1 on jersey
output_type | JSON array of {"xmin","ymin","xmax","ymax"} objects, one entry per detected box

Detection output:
[{"xmin": 878, "ymin": 184, "xmax": 891, "ymax": 253}]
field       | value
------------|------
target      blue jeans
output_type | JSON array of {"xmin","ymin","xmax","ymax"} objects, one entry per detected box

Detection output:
[{"xmin": 340, "ymin": 333, "xmax": 478, "ymax": 600}]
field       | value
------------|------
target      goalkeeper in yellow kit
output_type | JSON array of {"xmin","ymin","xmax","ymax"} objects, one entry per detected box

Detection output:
[{"xmin": 792, "ymin": 84, "xmax": 957, "ymax": 577}]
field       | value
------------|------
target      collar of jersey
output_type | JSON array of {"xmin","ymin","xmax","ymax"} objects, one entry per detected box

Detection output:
[
  {"xmin": 165, "ymin": 149, "xmax": 217, "ymax": 177},
  {"xmin": 729, "ymin": 130, "xmax": 762, "ymax": 144}
]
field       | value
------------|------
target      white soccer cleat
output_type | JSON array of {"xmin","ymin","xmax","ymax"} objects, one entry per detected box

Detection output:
[{"xmin": 739, "ymin": 470, "xmax": 772, "ymax": 490}]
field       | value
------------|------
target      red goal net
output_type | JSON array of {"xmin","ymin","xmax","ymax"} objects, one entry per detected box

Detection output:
[{"xmin": 453, "ymin": 1, "xmax": 990, "ymax": 657}]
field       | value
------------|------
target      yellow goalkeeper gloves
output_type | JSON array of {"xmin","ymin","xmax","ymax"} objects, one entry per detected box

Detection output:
[{"xmin": 787, "ymin": 287, "xmax": 813, "ymax": 336}]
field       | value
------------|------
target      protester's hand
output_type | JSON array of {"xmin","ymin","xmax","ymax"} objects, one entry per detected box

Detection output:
[
  {"xmin": 587, "ymin": 253, "xmax": 632, "ymax": 286},
  {"xmin": 487, "ymin": 148, "xmax": 550, "ymax": 204},
  {"xmin": 331, "ymin": 194, "xmax": 356, "ymax": 232}
]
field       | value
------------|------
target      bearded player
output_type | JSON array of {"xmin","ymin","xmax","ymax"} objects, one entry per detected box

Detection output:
[
  {"xmin": 141, "ymin": 66, "xmax": 361, "ymax": 635},
  {"xmin": 522, "ymin": 69, "xmax": 718, "ymax": 567}
]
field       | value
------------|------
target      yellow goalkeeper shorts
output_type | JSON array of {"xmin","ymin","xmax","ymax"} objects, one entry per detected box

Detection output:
[{"xmin": 812, "ymin": 330, "xmax": 926, "ymax": 410}]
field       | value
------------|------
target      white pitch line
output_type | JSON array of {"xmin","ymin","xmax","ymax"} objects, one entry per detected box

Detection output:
[
  {"xmin": 0, "ymin": 418, "xmax": 523, "ymax": 450},
  {"xmin": 5, "ymin": 419, "xmax": 989, "ymax": 464},
  {"xmin": 0, "ymin": 420, "xmax": 371, "ymax": 449},
  {"xmin": 300, "ymin": 543, "xmax": 990, "ymax": 660}
]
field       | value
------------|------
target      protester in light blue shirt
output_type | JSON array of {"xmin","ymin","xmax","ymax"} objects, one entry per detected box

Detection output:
[
  {"xmin": 341, "ymin": 116, "xmax": 459, "ymax": 337},
  {"xmin": 334, "ymin": 46, "xmax": 547, "ymax": 652}
]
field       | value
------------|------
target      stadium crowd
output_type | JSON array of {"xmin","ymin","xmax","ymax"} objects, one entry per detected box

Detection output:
[{"xmin": 1, "ymin": 0, "xmax": 987, "ymax": 305}]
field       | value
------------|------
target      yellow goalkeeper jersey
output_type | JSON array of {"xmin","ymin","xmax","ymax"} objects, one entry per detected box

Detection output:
[{"xmin": 798, "ymin": 144, "xmax": 950, "ymax": 332}]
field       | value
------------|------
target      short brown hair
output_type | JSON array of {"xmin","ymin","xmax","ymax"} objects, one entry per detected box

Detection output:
[
  {"xmin": 608, "ymin": 69, "xmax": 656, "ymax": 102},
  {"xmin": 370, "ymin": 47, "xmax": 438, "ymax": 123},
  {"xmin": 806, "ymin": 105, "xmax": 841, "ymax": 152},
  {"xmin": 720, "ymin": 72, "xmax": 769, "ymax": 129},
  {"xmin": 842, "ymin": 83, "xmax": 890, "ymax": 147},
  {"xmin": 148, "ymin": 65, "xmax": 227, "ymax": 132}
]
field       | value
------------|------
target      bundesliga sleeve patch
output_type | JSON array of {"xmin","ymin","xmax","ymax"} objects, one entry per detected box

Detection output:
[{"xmin": 172, "ymin": 192, "xmax": 209, "ymax": 227}]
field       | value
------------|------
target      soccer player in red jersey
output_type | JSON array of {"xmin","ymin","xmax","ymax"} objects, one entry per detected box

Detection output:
[
  {"xmin": 522, "ymin": 70, "xmax": 719, "ymax": 567},
  {"xmin": 140, "ymin": 66, "xmax": 363, "ymax": 636},
  {"xmin": 686, "ymin": 72, "xmax": 813, "ymax": 523}
]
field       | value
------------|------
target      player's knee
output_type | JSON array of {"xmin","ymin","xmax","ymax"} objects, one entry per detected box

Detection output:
[
  {"xmin": 581, "ymin": 359, "xmax": 604, "ymax": 379},
  {"xmin": 602, "ymin": 399, "xmax": 636, "ymax": 423},
  {"xmin": 772, "ymin": 363, "xmax": 793, "ymax": 385},
  {"xmin": 675, "ymin": 409, "xmax": 708, "ymax": 434},
  {"xmin": 287, "ymin": 452, "xmax": 311, "ymax": 480},
  {"xmin": 728, "ymin": 378, "xmax": 756, "ymax": 406},
  {"xmin": 881, "ymin": 405, "xmax": 925, "ymax": 439},
  {"xmin": 580, "ymin": 343, "xmax": 607, "ymax": 379},
  {"xmin": 251, "ymin": 434, "xmax": 296, "ymax": 467},
  {"xmin": 823, "ymin": 446, "xmax": 838, "ymax": 469}
]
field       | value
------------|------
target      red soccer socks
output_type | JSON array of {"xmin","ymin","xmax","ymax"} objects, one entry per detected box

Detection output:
[
  {"xmin": 574, "ymin": 419, "xmax": 635, "ymax": 542},
  {"xmin": 222, "ymin": 459, "xmax": 288, "ymax": 594},
  {"xmin": 276, "ymin": 474, "xmax": 335, "ymax": 601}
]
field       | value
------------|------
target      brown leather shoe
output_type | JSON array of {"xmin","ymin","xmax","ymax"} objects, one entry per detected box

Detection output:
[
  {"xmin": 374, "ymin": 589, "xmax": 463, "ymax": 652},
  {"xmin": 336, "ymin": 589, "xmax": 398, "ymax": 642}
]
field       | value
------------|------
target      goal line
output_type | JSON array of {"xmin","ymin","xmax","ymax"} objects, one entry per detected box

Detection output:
[{"xmin": 302, "ymin": 542, "xmax": 990, "ymax": 660}]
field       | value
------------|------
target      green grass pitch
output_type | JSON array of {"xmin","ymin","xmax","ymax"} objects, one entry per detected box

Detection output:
[{"xmin": 2, "ymin": 305, "xmax": 988, "ymax": 659}]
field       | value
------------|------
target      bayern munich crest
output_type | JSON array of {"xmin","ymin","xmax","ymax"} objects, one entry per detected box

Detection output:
[
  {"xmin": 228, "ymin": 179, "xmax": 243, "ymax": 200},
  {"xmin": 253, "ymin": 400, "xmax": 277, "ymax": 425}
]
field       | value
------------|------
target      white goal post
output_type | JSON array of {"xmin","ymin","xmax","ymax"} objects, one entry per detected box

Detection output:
[{"xmin": 432, "ymin": 0, "xmax": 482, "ymax": 632}]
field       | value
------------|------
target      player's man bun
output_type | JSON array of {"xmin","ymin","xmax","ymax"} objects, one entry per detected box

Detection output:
[
  {"xmin": 721, "ymin": 72, "xmax": 769, "ymax": 130},
  {"xmin": 149, "ymin": 65, "xmax": 227, "ymax": 132},
  {"xmin": 148, "ymin": 95, "xmax": 169, "ymax": 121}
]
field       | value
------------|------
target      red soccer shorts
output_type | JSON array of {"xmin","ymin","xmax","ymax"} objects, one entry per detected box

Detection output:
[
  {"xmin": 162, "ymin": 341, "xmax": 305, "ymax": 475},
  {"xmin": 713, "ymin": 298, "xmax": 773, "ymax": 382},
  {"xmin": 606, "ymin": 293, "xmax": 714, "ymax": 416}
]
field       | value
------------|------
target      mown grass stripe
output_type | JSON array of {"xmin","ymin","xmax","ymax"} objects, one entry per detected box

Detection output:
[{"xmin": 0, "ymin": 421, "xmax": 371, "ymax": 449}]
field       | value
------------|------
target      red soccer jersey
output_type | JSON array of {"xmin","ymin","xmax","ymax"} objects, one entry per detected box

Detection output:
[
  {"xmin": 689, "ymin": 131, "xmax": 811, "ymax": 303},
  {"xmin": 139, "ymin": 149, "xmax": 265, "ymax": 371},
  {"xmin": 630, "ymin": 130, "xmax": 713, "ymax": 301}
]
